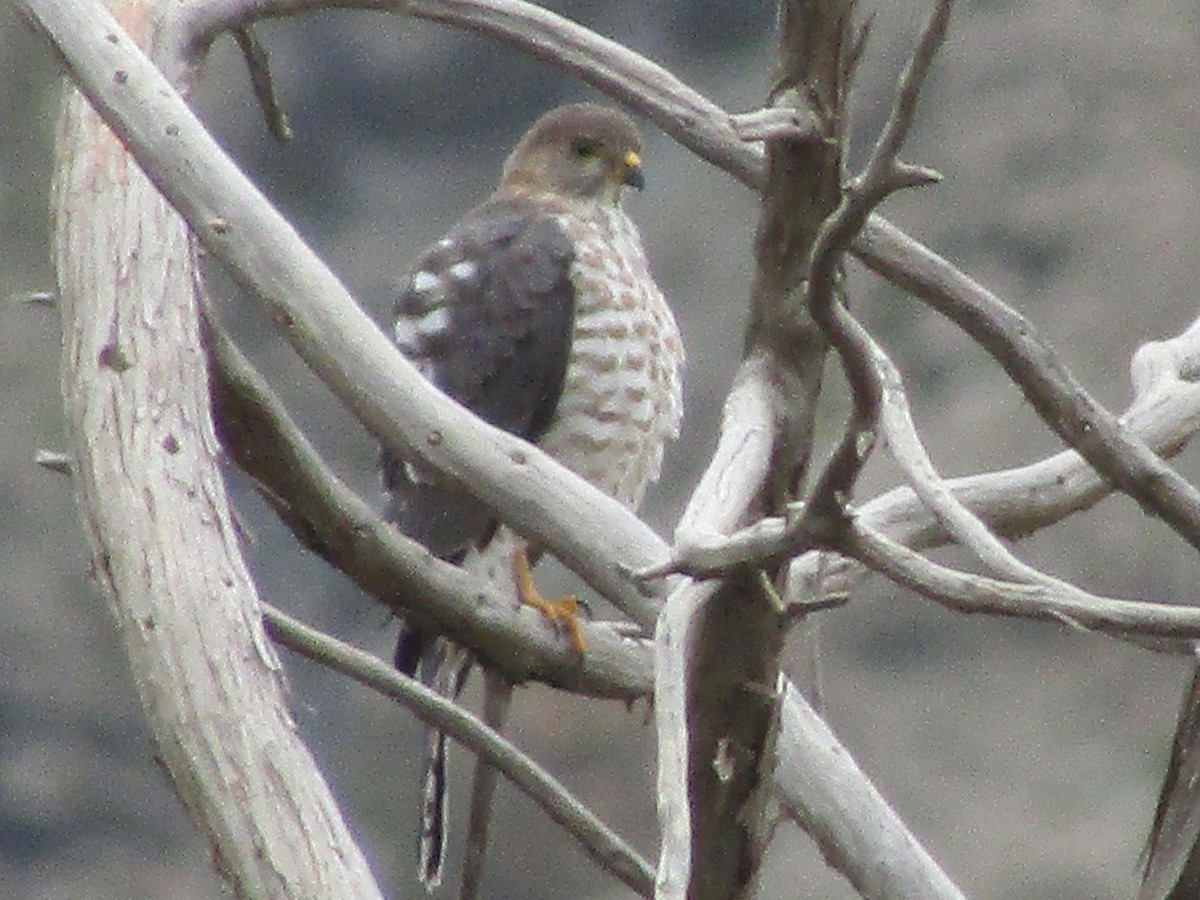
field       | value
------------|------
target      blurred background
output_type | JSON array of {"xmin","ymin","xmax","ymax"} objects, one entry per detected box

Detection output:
[{"xmin": 4, "ymin": 1, "xmax": 1200, "ymax": 897}]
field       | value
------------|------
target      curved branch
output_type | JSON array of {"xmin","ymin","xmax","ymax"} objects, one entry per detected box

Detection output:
[
  {"xmin": 846, "ymin": 523, "xmax": 1200, "ymax": 647},
  {"xmin": 802, "ymin": 0, "xmax": 951, "ymax": 517},
  {"xmin": 856, "ymin": 216, "xmax": 1200, "ymax": 554},
  {"xmin": 24, "ymin": 0, "xmax": 666, "ymax": 628},
  {"xmin": 207, "ymin": 315, "xmax": 653, "ymax": 699},
  {"xmin": 262, "ymin": 603, "xmax": 655, "ymax": 897},
  {"xmin": 168, "ymin": 0, "xmax": 764, "ymax": 188}
]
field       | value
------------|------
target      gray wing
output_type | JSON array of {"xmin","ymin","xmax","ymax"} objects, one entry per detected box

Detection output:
[{"xmin": 381, "ymin": 198, "xmax": 577, "ymax": 560}]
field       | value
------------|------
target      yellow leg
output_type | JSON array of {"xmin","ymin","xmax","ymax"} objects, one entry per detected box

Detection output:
[{"xmin": 511, "ymin": 546, "xmax": 586, "ymax": 654}]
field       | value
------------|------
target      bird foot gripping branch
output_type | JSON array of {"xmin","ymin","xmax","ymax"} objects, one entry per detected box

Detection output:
[{"xmin": 511, "ymin": 546, "xmax": 587, "ymax": 655}]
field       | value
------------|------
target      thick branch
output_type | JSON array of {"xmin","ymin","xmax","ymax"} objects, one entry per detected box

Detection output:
[
  {"xmin": 37, "ymin": 0, "xmax": 381, "ymax": 896},
  {"xmin": 657, "ymin": 2, "xmax": 859, "ymax": 897},
  {"xmin": 775, "ymin": 680, "xmax": 967, "ymax": 900},
  {"xmin": 22, "ymin": 0, "xmax": 666, "ymax": 628},
  {"xmin": 207, "ymin": 316, "xmax": 652, "ymax": 698}
]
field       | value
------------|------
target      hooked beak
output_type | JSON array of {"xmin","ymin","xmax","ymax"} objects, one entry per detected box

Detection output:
[{"xmin": 620, "ymin": 149, "xmax": 645, "ymax": 190}]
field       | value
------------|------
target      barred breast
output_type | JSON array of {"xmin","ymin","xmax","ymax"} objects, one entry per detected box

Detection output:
[{"xmin": 539, "ymin": 203, "xmax": 684, "ymax": 510}]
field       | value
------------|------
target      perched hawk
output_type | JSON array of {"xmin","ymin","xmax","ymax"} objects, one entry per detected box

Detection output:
[{"xmin": 381, "ymin": 103, "xmax": 683, "ymax": 888}]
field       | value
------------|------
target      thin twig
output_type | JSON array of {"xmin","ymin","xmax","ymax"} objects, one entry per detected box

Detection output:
[
  {"xmin": 232, "ymin": 26, "xmax": 292, "ymax": 142},
  {"xmin": 857, "ymin": 216, "xmax": 1200, "ymax": 555},
  {"xmin": 801, "ymin": 0, "xmax": 951, "ymax": 521},
  {"xmin": 261, "ymin": 603, "xmax": 655, "ymax": 897},
  {"xmin": 864, "ymin": 309, "xmax": 1091, "ymax": 594},
  {"xmin": 844, "ymin": 521, "xmax": 1200, "ymax": 648},
  {"xmin": 12, "ymin": 289, "xmax": 57, "ymax": 306}
]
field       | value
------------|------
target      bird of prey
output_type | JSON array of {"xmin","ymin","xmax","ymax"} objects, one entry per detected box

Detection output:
[{"xmin": 380, "ymin": 102, "xmax": 683, "ymax": 888}]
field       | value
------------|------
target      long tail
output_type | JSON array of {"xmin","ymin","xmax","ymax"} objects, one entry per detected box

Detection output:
[{"xmin": 396, "ymin": 628, "xmax": 472, "ymax": 891}]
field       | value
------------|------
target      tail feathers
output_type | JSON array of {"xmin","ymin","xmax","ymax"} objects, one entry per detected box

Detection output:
[
  {"xmin": 396, "ymin": 629, "xmax": 472, "ymax": 891},
  {"xmin": 419, "ymin": 728, "xmax": 451, "ymax": 889}
]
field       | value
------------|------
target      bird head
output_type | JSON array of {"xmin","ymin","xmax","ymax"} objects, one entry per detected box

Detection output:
[{"xmin": 499, "ymin": 103, "xmax": 645, "ymax": 206}]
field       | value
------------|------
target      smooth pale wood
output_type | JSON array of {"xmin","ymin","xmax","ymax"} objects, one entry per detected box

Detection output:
[
  {"xmin": 21, "ymin": 0, "xmax": 987, "ymax": 896},
  {"xmin": 655, "ymin": 363, "xmax": 779, "ymax": 900},
  {"xmin": 774, "ymin": 682, "xmax": 968, "ymax": 900},
  {"xmin": 43, "ymin": 1, "xmax": 382, "ymax": 897}
]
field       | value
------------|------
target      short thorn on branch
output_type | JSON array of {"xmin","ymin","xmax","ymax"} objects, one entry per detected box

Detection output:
[
  {"xmin": 35, "ymin": 449, "xmax": 73, "ymax": 475},
  {"xmin": 731, "ymin": 106, "xmax": 829, "ymax": 145},
  {"xmin": 626, "ymin": 558, "xmax": 679, "ymax": 583},
  {"xmin": 782, "ymin": 593, "xmax": 850, "ymax": 621},
  {"xmin": 12, "ymin": 289, "xmax": 57, "ymax": 307},
  {"xmin": 893, "ymin": 161, "xmax": 943, "ymax": 188}
]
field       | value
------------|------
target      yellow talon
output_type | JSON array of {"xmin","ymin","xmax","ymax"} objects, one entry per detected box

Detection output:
[{"xmin": 511, "ymin": 546, "xmax": 587, "ymax": 654}]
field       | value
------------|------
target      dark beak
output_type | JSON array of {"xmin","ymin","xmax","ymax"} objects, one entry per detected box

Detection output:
[{"xmin": 621, "ymin": 150, "xmax": 645, "ymax": 190}]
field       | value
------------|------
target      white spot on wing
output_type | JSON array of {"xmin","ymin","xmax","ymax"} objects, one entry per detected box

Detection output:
[
  {"xmin": 416, "ymin": 306, "xmax": 450, "ymax": 337},
  {"xmin": 393, "ymin": 317, "xmax": 419, "ymax": 352},
  {"xmin": 411, "ymin": 270, "xmax": 441, "ymax": 294},
  {"xmin": 448, "ymin": 260, "xmax": 478, "ymax": 282}
]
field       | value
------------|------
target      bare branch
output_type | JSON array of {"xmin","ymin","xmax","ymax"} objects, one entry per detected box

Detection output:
[
  {"xmin": 261, "ymin": 603, "xmax": 655, "ymax": 897},
  {"xmin": 843, "ymin": 308, "xmax": 1200, "ymax": 558},
  {"xmin": 731, "ymin": 105, "xmax": 825, "ymax": 144},
  {"xmin": 458, "ymin": 672, "xmax": 513, "ymax": 900},
  {"xmin": 674, "ymin": 355, "xmax": 779, "ymax": 545},
  {"xmin": 774, "ymin": 679, "xmax": 968, "ymax": 900},
  {"xmin": 856, "ymin": 215, "xmax": 1200, "ymax": 555},
  {"xmin": 871, "ymin": 323, "xmax": 1032, "ymax": 578},
  {"xmin": 206, "ymin": 312, "xmax": 653, "ymax": 700},
  {"xmin": 167, "ymin": 0, "xmax": 764, "ymax": 188},
  {"xmin": 23, "ymin": 0, "xmax": 668, "ymax": 628},
  {"xmin": 657, "ymin": 2, "xmax": 860, "ymax": 896},
  {"xmin": 859, "ymin": 0, "xmax": 953, "ymax": 175},
  {"xmin": 34, "ymin": 449, "xmax": 74, "ymax": 475},
  {"xmin": 32, "ymin": 0, "xmax": 382, "ymax": 894},
  {"xmin": 845, "ymin": 522, "xmax": 1200, "ymax": 648},
  {"xmin": 12, "ymin": 289, "xmax": 57, "ymax": 306},
  {"xmin": 802, "ymin": 0, "xmax": 953, "ymax": 517},
  {"xmin": 865, "ymin": 309, "xmax": 1093, "ymax": 595},
  {"xmin": 232, "ymin": 26, "xmax": 292, "ymax": 142},
  {"xmin": 673, "ymin": 305, "xmax": 1200, "ymax": 584}
]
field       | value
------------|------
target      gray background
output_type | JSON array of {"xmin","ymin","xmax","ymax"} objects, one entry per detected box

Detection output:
[{"xmin": 3, "ymin": 2, "xmax": 1200, "ymax": 897}]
